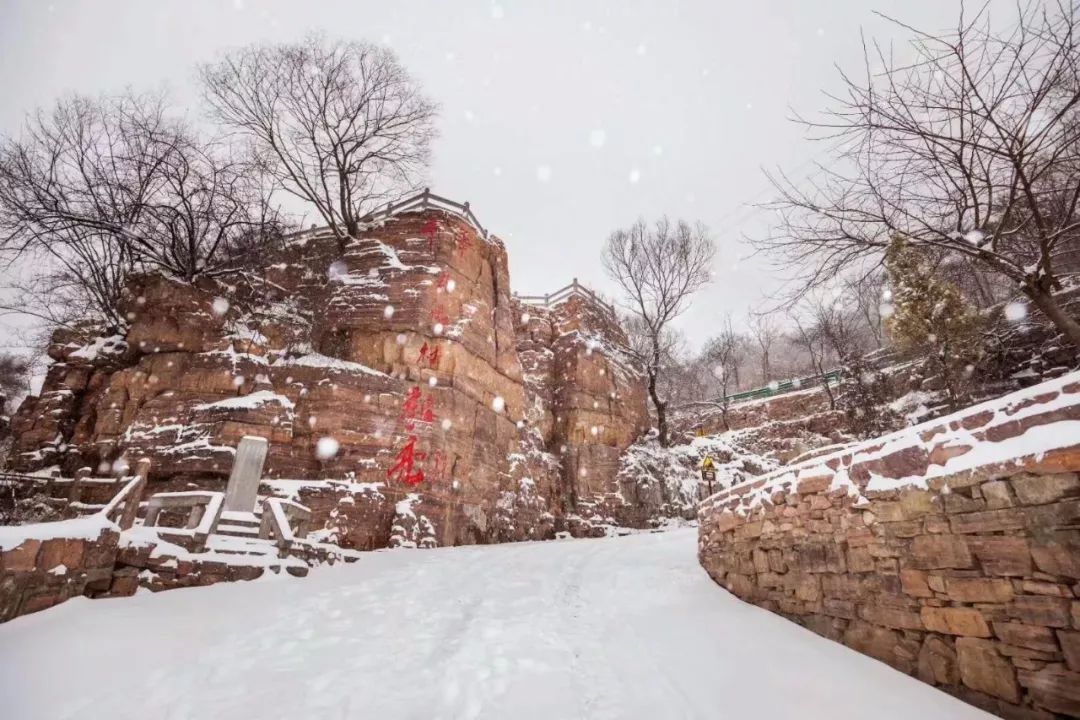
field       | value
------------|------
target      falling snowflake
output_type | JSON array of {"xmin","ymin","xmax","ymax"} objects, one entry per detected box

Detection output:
[
  {"xmin": 328, "ymin": 261, "xmax": 348, "ymax": 281},
  {"xmin": 879, "ymin": 302, "xmax": 895, "ymax": 319},
  {"xmin": 792, "ymin": 378, "xmax": 802, "ymax": 389},
  {"xmin": 232, "ymin": 376, "xmax": 245, "ymax": 388},
  {"xmin": 316, "ymin": 436, "xmax": 339, "ymax": 460},
  {"xmin": 211, "ymin": 297, "xmax": 230, "ymax": 316},
  {"xmin": 589, "ymin": 129, "xmax": 607, "ymax": 148},
  {"xmin": 384, "ymin": 305, "xmax": 395, "ymax": 319},
  {"xmin": 536, "ymin": 165, "xmax": 552, "ymax": 183},
  {"xmin": 636, "ymin": 43, "xmax": 647, "ymax": 55},
  {"xmin": 628, "ymin": 168, "xmax": 641, "ymax": 184},
  {"xmin": 446, "ymin": 279, "xmax": 457, "ymax": 293},
  {"xmin": 428, "ymin": 376, "xmax": 438, "ymax": 387},
  {"xmin": 111, "ymin": 458, "xmax": 130, "ymax": 476},
  {"xmin": 768, "ymin": 381, "xmax": 779, "ymax": 391},
  {"xmin": 441, "ymin": 418, "xmax": 452, "ymax": 431},
  {"xmin": 1004, "ymin": 302, "xmax": 1028, "ymax": 322},
  {"xmin": 396, "ymin": 333, "xmax": 408, "ymax": 345},
  {"xmin": 590, "ymin": 426, "xmax": 599, "ymax": 436},
  {"xmin": 516, "ymin": 420, "xmax": 525, "ymax": 429},
  {"xmin": 492, "ymin": 396, "xmax": 506, "ymax": 413},
  {"xmin": 433, "ymin": 323, "xmax": 445, "ymax": 336},
  {"xmin": 521, "ymin": 312, "xmax": 531, "ymax": 324}
]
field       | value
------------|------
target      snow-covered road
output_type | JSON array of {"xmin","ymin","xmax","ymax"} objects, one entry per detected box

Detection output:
[{"xmin": 1, "ymin": 529, "xmax": 990, "ymax": 719}]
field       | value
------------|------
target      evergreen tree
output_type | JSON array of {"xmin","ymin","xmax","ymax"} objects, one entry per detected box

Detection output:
[{"xmin": 885, "ymin": 238, "xmax": 983, "ymax": 409}]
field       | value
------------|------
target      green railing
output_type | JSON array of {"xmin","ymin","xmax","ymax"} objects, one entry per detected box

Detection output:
[{"xmin": 722, "ymin": 369, "xmax": 843, "ymax": 405}]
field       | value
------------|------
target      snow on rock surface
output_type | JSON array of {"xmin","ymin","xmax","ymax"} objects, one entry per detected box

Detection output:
[
  {"xmin": 0, "ymin": 514, "xmax": 117, "ymax": 551},
  {"xmin": 0, "ymin": 529, "xmax": 989, "ymax": 720}
]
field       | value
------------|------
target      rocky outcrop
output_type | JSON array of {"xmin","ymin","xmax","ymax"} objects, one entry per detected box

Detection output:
[
  {"xmin": 7, "ymin": 206, "xmax": 651, "ymax": 548},
  {"xmin": 698, "ymin": 372, "xmax": 1080, "ymax": 719}
]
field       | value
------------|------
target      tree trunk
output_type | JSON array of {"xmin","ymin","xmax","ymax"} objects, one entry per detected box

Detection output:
[
  {"xmin": 647, "ymin": 367, "xmax": 670, "ymax": 447},
  {"xmin": 1024, "ymin": 284, "xmax": 1080, "ymax": 351}
]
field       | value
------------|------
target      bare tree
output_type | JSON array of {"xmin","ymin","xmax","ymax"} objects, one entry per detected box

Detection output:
[
  {"xmin": 748, "ymin": 312, "xmax": 779, "ymax": 385},
  {"xmin": 701, "ymin": 314, "xmax": 745, "ymax": 430},
  {"xmin": 0, "ymin": 92, "xmax": 283, "ymax": 328},
  {"xmin": 757, "ymin": 2, "xmax": 1080, "ymax": 348},
  {"xmin": 200, "ymin": 36, "xmax": 438, "ymax": 249},
  {"xmin": 791, "ymin": 312, "xmax": 837, "ymax": 410},
  {"xmin": 604, "ymin": 218, "xmax": 715, "ymax": 447}
]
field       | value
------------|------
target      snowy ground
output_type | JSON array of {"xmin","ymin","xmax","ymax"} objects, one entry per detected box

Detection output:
[{"xmin": 0, "ymin": 530, "xmax": 990, "ymax": 720}]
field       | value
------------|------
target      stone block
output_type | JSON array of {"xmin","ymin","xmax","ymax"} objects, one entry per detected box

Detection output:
[
  {"xmin": 921, "ymin": 607, "xmax": 991, "ymax": 637},
  {"xmin": 39, "ymin": 538, "xmax": 85, "ymax": 572},
  {"xmin": 1011, "ymin": 472, "xmax": 1080, "ymax": 506},
  {"xmin": 843, "ymin": 620, "xmax": 901, "ymax": 666},
  {"xmin": 945, "ymin": 577, "xmax": 1015, "ymax": 604},
  {"xmin": 1018, "ymin": 668, "xmax": 1080, "ymax": 716},
  {"xmin": 918, "ymin": 635, "xmax": 959, "ymax": 686},
  {"xmin": 981, "ymin": 481, "xmax": 1014, "ymax": 509},
  {"xmin": 1030, "ymin": 531, "xmax": 1080, "ymax": 580},
  {"xmin": 822, "ymin": 598, "xmax": 857, "ymax": 620},
  {"xmin": 900, "ymin": 567, "xmax": 933, "ymax": 598},
  {"xmin": 1058, "ymin": 631, "xmax": 1080, "ymax": 671},
  {"xmin": 956, "ymin": 637, "xmax": 1020, "ymax": 703},
  {"xmin": 1009, "ymin": 596, "xmax": 1072, "ymax": 628},
  {"xmin": 912, "ymin": 535, "xmax": 973, "ymax": 569},
  {"xmin": 796, "ymin": 474, "xmax": 832, "ymax": 495},
  {"xmin": 969, "ymin": 536, "xmax": 1032, "ymax": 577},
  {"xmin": 949, "ymin": 508, "xmax": 1027, "ymax": 534},
  {"xmin": 993, "ymin": 622, "xmax": 1061, "ymax": 653},
  {"xmin": 847, "ymin": 545, "xmax": 874, "ymax": 573},
  {"xmin": 899, "ymin": 489, "xmax": 937, "ymax": 518},
  {"xmin": 861, "ymin": 604, "xmax": 925, "ymax": 631},
  {"xmin": 2, "ymin": 540, "xmax": 41, "ymax": 573}
]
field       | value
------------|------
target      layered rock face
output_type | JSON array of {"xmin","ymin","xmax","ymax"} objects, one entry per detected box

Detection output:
[
  {"xmin": 698, "ymin": 372, "xmax": 1080, "ymax": 718},
  {"xmin": 8, "ymin": 208, "xmax": 649, "ymax": 548}
]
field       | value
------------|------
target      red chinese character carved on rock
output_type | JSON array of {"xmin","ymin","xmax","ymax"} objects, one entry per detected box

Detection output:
[
  {"xmin": 418, "ymin": 342, "xmax": 441, "ymax": 368},
  {"xmin": 421, "ymin": 219, "xmax": 439, "ymax": 252},
  {"xmin": 455, "ymin": 228, "xmax": 473, "ymax": 254},
  {"xmin": 387, "ymin": 435, "xmax": 426, "ymax": 485}
]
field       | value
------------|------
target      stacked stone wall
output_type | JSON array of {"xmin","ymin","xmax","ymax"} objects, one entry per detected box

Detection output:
[{"xmin": 698, "ymin": 374, "xmax": 1080, "ymax": 718}]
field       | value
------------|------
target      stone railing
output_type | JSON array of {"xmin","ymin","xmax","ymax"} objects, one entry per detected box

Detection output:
[
  {"xmin": 698, "ymin": 372, "xmax": 1080, "ymax": 719},
  {"xmin": 515, "ymin": 277, "xmax": 617, "ymax": 319}
]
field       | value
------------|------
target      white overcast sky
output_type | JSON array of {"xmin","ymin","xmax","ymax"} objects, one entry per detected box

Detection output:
[{"xmin": 0, "ymin": 0, "xmax": 1012, "ymax": 349}]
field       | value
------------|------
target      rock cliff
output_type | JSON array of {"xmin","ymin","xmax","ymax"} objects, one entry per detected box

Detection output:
[{"xmin": 8, "ymin": 205, "xmax": 652, "ymax": 548}]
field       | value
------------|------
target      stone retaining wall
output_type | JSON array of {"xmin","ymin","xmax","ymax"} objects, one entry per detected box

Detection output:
[{"xmin": 698, "ymin": 373, "xmax": 1080, "ymax": 719}]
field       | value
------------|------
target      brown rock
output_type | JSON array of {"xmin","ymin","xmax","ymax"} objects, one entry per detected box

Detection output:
[
  {"xmin": 945, "ymin": 577, "xmax": 1015, "ymax": 603},
  {"xmin": 969, "ymin": 536, "xmax": 1032, "ymax": 577},
  {"xmin": 900, "ymin": 567, "xmax": 933, "ymax": 598},
  {"xmin": 1009, "ymin": 596, "xmax": 1073, "ymax": 628},
  {"xmin": 2, "ymin": 540, "xmax": 41, "ymax": 572},
  {"xmin": 843, "ymin": 621, "xmax": 901, "ymax": 665},
  {"xmin": 956, "ymin": 637, "xmax": 1020, "ymax": 703},
  {"xmin": 861, "ymin": 604, "xmax": 925, "ymax": 631},
  {"xmin": 993, "ymin": 622, "xmax": 1061, "ymax": 653},
  {"xmin": 1058, "ymin": 631, "xmax": 1080, "ymax": 671},
  {"xmin": 948, "ymin": 508, "xmax": 1027, "ymax": 534},
  {"xmin": 921, "ymin": 607, "xmax": 991, "ymax": 637},
  {"xmin": 1011, "ymin": 472, "xmax": 1080, "ymax": 505},
  {"xmin": 981, "ymin": 480, "xmax": 1014, "ymax": 509},
  {"xmin": 39, "ymin": 538, "xmax": 85, "ymax": 572},
  {"xmin": 1030, "ymin": 531, "xmax": 1080, "ymax": 580},
  {"xmin": 912, "ymin": 534, "xmax": 973, "ymax": 569},
  {"xmin": 1018, "ymin": 668, "xmax": 1080, "ymax": 716},
  {"xmin": 918, "ymin": 635, "xmax": 959, "ymax": 686}
]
